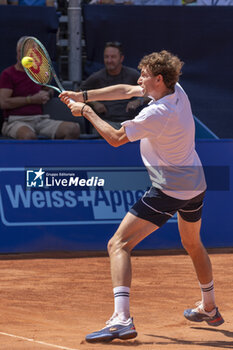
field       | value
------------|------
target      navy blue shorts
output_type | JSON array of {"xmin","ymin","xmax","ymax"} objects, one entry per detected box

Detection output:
[{"xmin": 129, "ymin": 187, "xmax": 206, "ymax": 227}]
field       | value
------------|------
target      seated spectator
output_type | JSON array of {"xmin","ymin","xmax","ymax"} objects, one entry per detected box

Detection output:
[
  {"xmin": 0, "ymin": 36, "xmax": 80, "ymax": 140},
  {"xmin": 0, "ymin": 0, "xmax": 7, "ymax": 4},
  {"xmin": 81, "ymin": 41, "xmax": 149, "ymax": 131}
]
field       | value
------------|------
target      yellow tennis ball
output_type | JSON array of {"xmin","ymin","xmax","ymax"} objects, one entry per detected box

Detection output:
[{"xmin": 21, "ymin": 56, "xmax": 34, "ymax": 69}]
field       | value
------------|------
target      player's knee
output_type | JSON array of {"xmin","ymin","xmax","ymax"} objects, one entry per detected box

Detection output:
[
  {"xmin": 108, "ymin": 236, "xmax": 120, "ymax": 256},
  {"xmin": 181, "ymin": 236, "xmax": 202, "ymax": 253},
  {"xmin": 107, "ymin": 235, "xmax": 131, "ymax": 256},
  {"xmin": 107, "ymin": 237, "xmax": 117, "ymax": 256}
]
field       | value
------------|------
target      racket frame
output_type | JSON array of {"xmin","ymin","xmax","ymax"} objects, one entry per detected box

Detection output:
[{"xmin": 21, "ymin": 36, "xmax": 64, "ymax": 94}]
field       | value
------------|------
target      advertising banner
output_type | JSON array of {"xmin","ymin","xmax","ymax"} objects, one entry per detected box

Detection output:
[{"xmin": 0, "ymin": 140, "xmax": 232, "ymax": 252}]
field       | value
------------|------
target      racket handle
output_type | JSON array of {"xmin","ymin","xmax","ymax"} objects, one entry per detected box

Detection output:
[{"xmin": 69, "ymin": 98, "xmax": 75, "ymax": 104}]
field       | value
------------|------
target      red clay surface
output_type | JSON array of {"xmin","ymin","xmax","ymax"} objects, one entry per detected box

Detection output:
[{"xmin": 0, "ymin": 251, "xmax": 232, "ymax": 350}]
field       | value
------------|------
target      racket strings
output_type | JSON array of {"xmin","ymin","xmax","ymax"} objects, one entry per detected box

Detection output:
[{"xmin": 22, "ymin": 39, "xmax": 52, "ymax": 84}]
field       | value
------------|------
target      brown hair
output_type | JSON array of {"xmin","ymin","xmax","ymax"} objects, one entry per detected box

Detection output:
[{"xmin": 138, "ymin": 50, "xmax": 184, "ymax": 89}]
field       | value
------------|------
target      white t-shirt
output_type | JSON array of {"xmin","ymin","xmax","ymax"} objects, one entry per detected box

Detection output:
[{"xmin": 122, "ymin": 83, "xmax": 207, "ymax": 200}]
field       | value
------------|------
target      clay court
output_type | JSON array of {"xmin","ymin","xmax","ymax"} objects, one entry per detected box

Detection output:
[{"xmin": 0, "ymin": 250, "xmax": 232, "ymax": 350}]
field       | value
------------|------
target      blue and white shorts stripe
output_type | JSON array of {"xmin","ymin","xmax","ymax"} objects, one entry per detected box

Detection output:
[{"xmin": 129, "ymin": 186, "xmax": 206, "ymax": 227}]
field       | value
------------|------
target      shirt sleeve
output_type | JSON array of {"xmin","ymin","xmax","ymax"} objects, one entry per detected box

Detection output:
[{"xmin": 121, "ymin": 103, "xmax": 169, "ymax": 142}]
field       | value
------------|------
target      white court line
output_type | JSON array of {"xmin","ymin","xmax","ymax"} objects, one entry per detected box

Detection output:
[{"xmin": 0, "ymin": 331, "xmax": 80, "ymax": 350}]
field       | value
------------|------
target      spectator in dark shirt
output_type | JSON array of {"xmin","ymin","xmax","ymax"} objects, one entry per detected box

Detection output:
[
  {"xmin": 0, "ymin": 36, "xmax": 80, "ymax": 140},
  {"xmin": 81, "ymin": 41, "xmax": 149, "ymax": 131}
]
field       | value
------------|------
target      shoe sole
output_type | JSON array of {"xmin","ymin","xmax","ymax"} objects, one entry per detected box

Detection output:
[
  {"xmin": 86, "ymin": 330, "xmax": 137, "ymax": 343},
  {"xmin": 184, "ymin": 314, "xmax": 224, "ymax": 327},
  {"xmin": 206, "ymin": 316, "xmax": 224, "ymax": 327},
  {"xmin": 119, "ymin": 330, "xmax": 138, "ymax": 340}
]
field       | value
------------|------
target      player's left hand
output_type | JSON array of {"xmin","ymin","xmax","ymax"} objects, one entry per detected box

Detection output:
[{"xmin": 63, "ymin": 99, "xmax": 87, "ymax": 117}]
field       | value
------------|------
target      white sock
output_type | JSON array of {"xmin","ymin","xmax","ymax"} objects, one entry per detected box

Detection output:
[
  {"xmin": 199, "ymin": 280, "xmax": 216, "ymax": 310},
  {"xmin": 113, "ymin": 286, "xmax": 130, "ymax": 320}
]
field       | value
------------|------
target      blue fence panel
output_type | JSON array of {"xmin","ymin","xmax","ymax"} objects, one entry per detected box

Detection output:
[
  {"xmin": 83, "ymin": 5, "xmax": 233, "ymax": 138},
  {"xmin": 0, "ymin": 139, "xmax": 232, "ymax": 253},
  {"xmin": 0, "ymin": 6, "xmax": 58, "ymax": 73}
]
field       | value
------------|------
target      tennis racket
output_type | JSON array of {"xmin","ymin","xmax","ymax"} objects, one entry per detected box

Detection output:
[{"xmin": 21, "ymin": 36, "xmax": 74, "ymax": 102}]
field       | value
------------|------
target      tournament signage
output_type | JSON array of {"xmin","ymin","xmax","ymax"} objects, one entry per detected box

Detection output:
[
  {"xmin": 0, "ymin": 167, "xmax": 178, "ymax": 227},
  {"xmin": 0, "ymin": 140, "xmax": 232, "ymax": 252}
]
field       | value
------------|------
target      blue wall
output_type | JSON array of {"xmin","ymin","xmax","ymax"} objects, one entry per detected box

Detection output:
[{"xmin": 0, "ymin": 139, "xmax": 232, "ymax": 253}]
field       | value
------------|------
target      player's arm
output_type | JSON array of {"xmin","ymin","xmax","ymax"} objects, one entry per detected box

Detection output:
[
  {"xmin": 59, "ymin": 84, "xmax": 143, "ymax": 103},
  {"xmin": 64, "ymin": 100, "xmax": 129, "ymax": 147},
  {"xmin": 84, "ymin": 106, "xmax": 129, "ymax": 147},
  {"xmin": 85, "ymin": 84, "xmax": 143, "ymax": 100}
]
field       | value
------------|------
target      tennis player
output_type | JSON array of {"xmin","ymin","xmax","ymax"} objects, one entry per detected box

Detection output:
[{"xmin": 59, "ymin": 50, "xmax": 224, "ymax": 343}]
